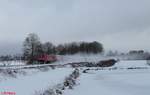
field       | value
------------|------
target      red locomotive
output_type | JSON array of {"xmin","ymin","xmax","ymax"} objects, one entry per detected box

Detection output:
[{"xmin": 35, "ymin": 54, "xmax": 57, "ymax": 63}]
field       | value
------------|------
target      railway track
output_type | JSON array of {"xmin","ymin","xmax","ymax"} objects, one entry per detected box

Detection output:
[{"xmin": 0, "ymin": 63, "xmax": 66, "ymax": 70}]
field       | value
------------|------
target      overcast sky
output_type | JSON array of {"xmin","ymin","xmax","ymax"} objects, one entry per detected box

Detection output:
[{"xmin": 0, "ymin": 0, "xmax": 150, "ymax": 55}]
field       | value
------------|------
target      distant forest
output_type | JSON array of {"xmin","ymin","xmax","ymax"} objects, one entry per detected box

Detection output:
[
  {"xmin": 0, "ymin": 33, "xmax": 150, "ymax": 62},
  {"xmin": 23, "ymin": 33, "xmax": 104, "ymax": 62}
]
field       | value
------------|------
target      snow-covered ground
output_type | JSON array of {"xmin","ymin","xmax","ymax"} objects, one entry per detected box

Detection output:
[
  {"xmin": 0, "ymin": 55, "xmax": 150, "ymax": 95},
  {"xmin": 64, "ymin": 60, "xmax": 150, "ymax": 95},
  {"xmin": 64, "ymin": 69, "xmax": 150, "ymax": 95},
  {"xmin": 0, "ymin": 61, "xmax": 25, "ymax": 66},
  {"xmin": 0, "ymin": 68, "xmax": 73, "ymax": 95},
  {"xmin": 114, "ymin": 60, "xmax": 148, "ymax": 68},
  {"xmin": 57, "ymin": 54, "xmax": 115, "ymax": 64}
]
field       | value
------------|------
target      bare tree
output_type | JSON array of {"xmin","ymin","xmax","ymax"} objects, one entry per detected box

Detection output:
[{"xmin": 23, "ymin": 33, "xmax": 42, "ymax": 63}]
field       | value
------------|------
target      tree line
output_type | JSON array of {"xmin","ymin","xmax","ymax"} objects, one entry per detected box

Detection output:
[
  {"xmin": 57, "ymin": 41, "xmax": 103, "ymax": 55},
  {"xmin": 23, "ymin": 33, "xmax": 104, "ymax": 62},
  {"xmin": 0, "ymin": 54, "xmax": 24, "ymax": 62}
]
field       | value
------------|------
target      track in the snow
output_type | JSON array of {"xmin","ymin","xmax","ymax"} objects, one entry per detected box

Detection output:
[{"xmin": 0, "ymin": 63, "xmax": 66, "ymax": 70}]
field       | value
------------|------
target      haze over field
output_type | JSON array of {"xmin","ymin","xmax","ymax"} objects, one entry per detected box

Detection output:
[{"xmin": 0, "ymin": 0, "xmax": 150, "ymax": 54}]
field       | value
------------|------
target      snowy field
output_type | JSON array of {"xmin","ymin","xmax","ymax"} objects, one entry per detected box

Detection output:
[
  {"xmin": 0, "ymin": 55, "xmax": 150, "ymax": 95},
  {"xmin": 0, "ymin": 68, "xmax": 73, "ymax": 95},
  {"xmin": 64, "ymin": 60, "xmax": 150, "ymax": 95},
  {"xmin": 64, "ymin": 69, "xmax": 150, "ymax": 95},
  {"xmin": 57, "ymin": 54, "xmax": 118, "ymax": 64},
  {"xmin": 114, "ymin": 60, "xmax": 148, "ymax": 68}
]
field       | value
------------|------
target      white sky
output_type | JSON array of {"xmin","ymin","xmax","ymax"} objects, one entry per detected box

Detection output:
[{"xmin": 0, "ymin": 0, "xmax": 150, "ymax": 54}]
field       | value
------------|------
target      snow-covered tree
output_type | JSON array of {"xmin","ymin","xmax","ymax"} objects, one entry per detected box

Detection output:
[
  {"xmin": 42, "ymin": 42, "xmax": 56, "ymax": 54},
  {"xmin": 23, "ymin": 33, "xmax": 42, "ymax": 63}
]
